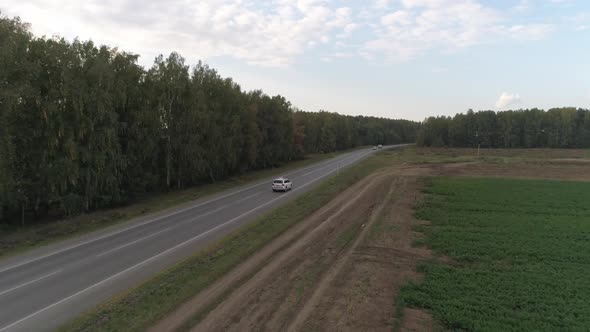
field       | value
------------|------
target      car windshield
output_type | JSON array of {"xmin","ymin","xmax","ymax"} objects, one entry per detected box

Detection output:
[{"xmin": 273, "ymin": 180, "xmax": 283, "ymax": 184}]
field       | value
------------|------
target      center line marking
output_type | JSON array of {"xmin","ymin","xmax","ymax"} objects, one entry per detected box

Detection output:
[
  {"xmin": 97, "ymin": 192, "xmax": 264, "ymax": 258},
  {"xmin": 95, "ymin": 227, "xmax": 173, "ymax": 258},
  {"xmin": 0, "ymin": 270, "xmax": 61, "ymax": 297},
  {"xmin": 232, "ymin": 191, "xmax": 262, "ymax": 204}
]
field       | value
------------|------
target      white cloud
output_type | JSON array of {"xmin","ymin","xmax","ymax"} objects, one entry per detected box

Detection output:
[
  {"xmin": 504, "ymin": 24, "xmax": 554, "ymax": 40},
  {"xmin": 568, "ymin": 12, "xmax": 590, "ymax": 31},
  {"xmin": 364, "ymin": 0, "xmax": 554, "ymax": 60},
  {"xmin": 550, "ymin": 0, "xmax": 573, "ymax": 4},
  {"xmin": 513, "ymin": 0, "xmax": 531, "ymax": 12},
  {"xmin": 374, "ymin": 0, "xmax": 391, "ymax": 9},
  {"xmin": 1, "ymin": 0, "xmax": 556, "ymax": 67},
  {"xmin": 380, "ymin": 11, "xmax": 412, "ymax": 26},
  {"xmin": 495, "ymin": 92, "xmax": 522, "ymax": 109},
  {"xmin": 320, "ymin": 51, "xmax": 357, "ymax": 62},
  {"xmin": 431, "ymin": 67, "xmax": 449, "ymax": 73},
  {"xmin": 2, "ymin": 0, "xmax": 354, "ymax": 67}
]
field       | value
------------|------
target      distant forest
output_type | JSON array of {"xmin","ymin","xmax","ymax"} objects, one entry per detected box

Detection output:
[
  {"xmin": 0, "ymin": 14, "xmax": 418, "ymax": 223},
  {"xmin": 418, "ymin": 108, "xmax": 590, "ymax": 149}
]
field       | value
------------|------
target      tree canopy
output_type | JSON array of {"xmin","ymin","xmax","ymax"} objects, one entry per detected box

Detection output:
[
  {"xmin": 0, "ymin": 14, "xmax": 419, "ymax": 224},
  {"xmin": 417, "ymin": 108, "xmax": 590, "ymax": 149}
]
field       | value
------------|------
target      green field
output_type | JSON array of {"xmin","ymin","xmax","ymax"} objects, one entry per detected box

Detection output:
[{"xmin": 401, "ymin": 177, "xmax": 590, "ymax": 331}]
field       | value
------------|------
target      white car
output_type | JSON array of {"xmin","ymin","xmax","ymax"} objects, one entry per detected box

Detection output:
[{"xmin": 272, "ymin": 177, "xmax": 292, "ymax": 192}]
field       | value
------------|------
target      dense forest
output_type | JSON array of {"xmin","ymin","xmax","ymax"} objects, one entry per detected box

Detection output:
[
  {"xmin": 0, "ymin": 15, "xmax": 418, "ymax": 224},
  {"xmin": 418, "ymin": 108, "xmax": 590, "ymax": 148}
]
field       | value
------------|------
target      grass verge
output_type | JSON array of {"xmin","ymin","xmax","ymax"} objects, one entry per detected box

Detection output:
[
  {"xmin": 0, "ymin": 148, "xmax": 363, "ymax": 259},
  {"xmin": 389, "ymin": 146, "xmax": 590, "ymax": 165},
  {"xmin": 335, "ymin": 223, "xmax": 361, "ymax": 249},
  {"xmin": 59, "ymin": 149, "xmax": 401, "ymax": 332},
  {"xmin": 400, "ymin": 177, "xmax": 590, "ymax": 331}
]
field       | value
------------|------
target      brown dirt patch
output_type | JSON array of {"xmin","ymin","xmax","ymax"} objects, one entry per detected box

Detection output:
[
  {"xmin": 189, "ymin": 173, "xmax": 394, "ymax": 332},
  {"xmin": 400, "ymin": 308, "xmax": 434, "ymax": 332},
  {"xmin": 297, "ymin": 176, "xmax": 432, "ymax": 332},
  {"xmin": 150, "ymin": 171, "xmax": 393, "ymax": 332},
  {"xmin": 168, "ymin": 172, "xmax": 435, "ymax": 332},
  {"xmin": 285, "ymin": 178, "xmax": 400, "ymax": 332}
]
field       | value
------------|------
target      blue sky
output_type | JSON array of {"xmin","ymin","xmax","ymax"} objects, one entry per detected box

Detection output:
[{"xmin": 3, "ymin": 0, "xmax": 589, "ymax": 121}]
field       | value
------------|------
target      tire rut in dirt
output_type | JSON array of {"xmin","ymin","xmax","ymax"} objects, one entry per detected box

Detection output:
[{"xmin": 190, "ymin": 174, "xmax": 395, "ymax": 332}]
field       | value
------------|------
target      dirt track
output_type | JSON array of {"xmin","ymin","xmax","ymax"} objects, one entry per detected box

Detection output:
[
  {"xmin": 151, "ymin": 167, "xmax": 434, "ymax": 332},
  {"xmin": 152, "ymin": 159, "xmax": 590, "ymax": 332}
]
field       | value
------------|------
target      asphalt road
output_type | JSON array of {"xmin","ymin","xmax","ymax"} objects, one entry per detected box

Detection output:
[{"xmin": 0, "ymin": 145, "xmax": 407, "ymax": 332}]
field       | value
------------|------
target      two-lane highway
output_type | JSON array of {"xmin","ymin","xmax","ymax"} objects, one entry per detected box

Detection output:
[{"xmin": 0, "ymin": 145, "xmax": 406, "ymax": 332}]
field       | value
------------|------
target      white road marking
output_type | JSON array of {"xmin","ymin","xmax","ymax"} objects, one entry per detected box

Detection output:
[
  {"xmin": 0, "ymin": 270, "xmax": 61, "ymax": 297},
  {"xmin": 298, "ymin": 161, "xmax": 344, "ymax": 178},
  {"xmin": 95, "ymin": 192, "xmax": 264, "ymax": 258},
  {"xmin": 230, "ymin": 191, "xmax": 263, "ymax": 204},
  {"xmin": 95, "ymin": 227, "xmax": 173, "ymax": 258},
  {"xmin": 289, "ymin": 149, "xmax": 368, "ymax": 180},
  {"xmin": 0, "ymin": 148, "xmax": 375, "ymax": 332},
  {"xmin": 0, "ymin": 150, "xmax": 363, "ymax": 275},
  {"xmin": 176, "ymin": 192, "xmax": 264, "ymax": 228}
]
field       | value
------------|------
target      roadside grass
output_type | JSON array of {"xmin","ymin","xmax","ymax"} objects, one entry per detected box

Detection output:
[
  {"xmin": 409, "ymin": 147, "xmax": 590, "ymax": 160},
  {"xmin": 367, "ymin": 182, "xmax": 407, "ymax": 243},
  {"xmin": 335, "ymin": 223, "xmax": 361, "ymax": 249},
  {"xmin": 389, "ymin": 147, "xmax": 479, "ymax": 164},
  {"xmin": 293, "ymin": 261, "xmax": 326, "ymax": 303},
  {"xmin": 400, "ymin": 177, "xmax": 590, "ymax": 331},
  {"xmin": 0, "ymin": 149, "xmax": 363, "ymax": 259},
  {"xmin": 386, "ymin": 147, "xmax": 590, "ymax": 168},
  {"xmin": 59, "ymin": 149, "xmax": 400, "ymax": 332},
  {"xmin": 173, "ymin": 231, "xmax": 301, "ymax": 332}
]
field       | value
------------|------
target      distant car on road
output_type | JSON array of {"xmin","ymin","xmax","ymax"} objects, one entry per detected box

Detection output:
[
  {"xmin": 272, "ymin": 177, "xmax": 292, "ymax": 192},
  {"xmin": 378, "ymin": 144, "xmax": 383, "ymax": 149},
  {"xmin": 373, "ymin": 146, "xmax": 377, "ymax": 150}
]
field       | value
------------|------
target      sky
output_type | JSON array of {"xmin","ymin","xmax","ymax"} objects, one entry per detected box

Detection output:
[{"xmin": 2, "ymin": 0, "xmax": 589, "ymax": 121}]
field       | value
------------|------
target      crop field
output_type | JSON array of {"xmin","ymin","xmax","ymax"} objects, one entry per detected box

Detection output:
[{"xmin": 401, "ymin": 177, "xmax": 590, "ymax": 331}]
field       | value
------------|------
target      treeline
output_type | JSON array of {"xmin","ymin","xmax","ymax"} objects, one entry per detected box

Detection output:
[
  {"xmin": 0, "ymin": 14, "xmax": 418, "ymax": 224},
  {"xmin": 418, "ymin": 108, "xmax": 590, "ymax": 148},
  {"xmin": 294, "ymin": 111, "xmax": 417, "ymax": 154}
]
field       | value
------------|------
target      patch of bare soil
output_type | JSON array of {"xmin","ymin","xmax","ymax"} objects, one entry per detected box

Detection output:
[
  {"xmin": 295, "ymin": 175, "xmax": 433, "ymax": 332},
  {"xmin": 189, "ymin": 173, "xmax": 394, "ymax": 332},
  {"xmin": 175, "ymin": 171, "xmax": 436, "ymax": 332},
  {"xmin": 400, "ymin": 308, "xmax": 434, "ymax": 332},
  {"xmin": 284, "ymin": 178, "xmax": 400, "ymax": 332},
  {"xmin": 150, "ymin": 171, "xmax": 394, "ymax": 332}
]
